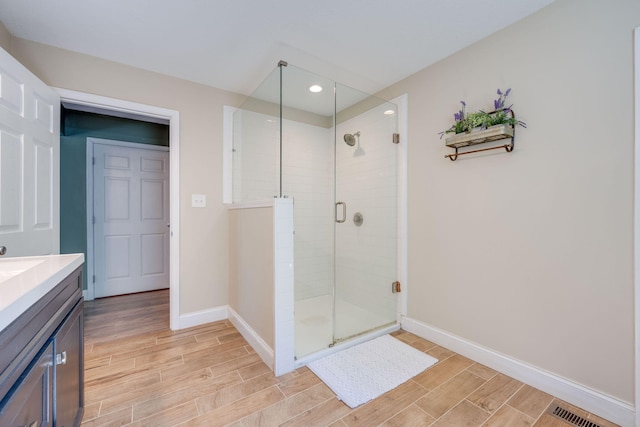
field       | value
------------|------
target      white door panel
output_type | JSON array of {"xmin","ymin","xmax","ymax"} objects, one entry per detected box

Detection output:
[
  {"xmin": 93, "ymin": 142, "xmax": 169, "ymax": 298},
  {"xmin": 0, "ymin": 47, "xmax": 59, "ymax": 256},
  {"xmin": 0, "ymin": 129, "xmax": 22, "ymax": 231}
]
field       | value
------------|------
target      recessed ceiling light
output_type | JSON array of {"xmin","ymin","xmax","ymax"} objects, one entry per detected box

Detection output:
[
  {"xmin": 309, "ymin": 85, "xmax": 323, "ymax": 93},
  {"xmin": 384, "ymin": 109, "xmax": 395, "ymax": 115}
]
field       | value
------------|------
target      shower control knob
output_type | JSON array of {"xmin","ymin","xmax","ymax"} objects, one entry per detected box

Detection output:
[{"xmin": 353, "ymin": 212, "xmax": 364, "ymax": 226}]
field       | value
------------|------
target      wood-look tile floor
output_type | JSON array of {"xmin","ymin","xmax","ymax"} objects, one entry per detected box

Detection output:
[{"xmin": 81, "ymin": 290, "xmax": 619, "ymax": 427}]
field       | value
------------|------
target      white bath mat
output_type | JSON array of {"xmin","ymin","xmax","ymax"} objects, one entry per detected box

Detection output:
[{"xmin": 307, "ymin": 334, "xmax": 438, "ymax": 408}]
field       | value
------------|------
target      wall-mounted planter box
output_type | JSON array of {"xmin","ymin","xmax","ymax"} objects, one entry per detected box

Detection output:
[{"xmin": 445, "ymin": 124, "xmax": 514, "ymax": 148}]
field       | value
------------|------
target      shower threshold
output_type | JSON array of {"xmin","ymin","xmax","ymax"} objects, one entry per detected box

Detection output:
[{"xmin": 294, "ymin": 322, "xmax": 400, "ymax": 369}]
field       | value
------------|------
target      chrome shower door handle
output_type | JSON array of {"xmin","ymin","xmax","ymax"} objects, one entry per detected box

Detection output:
[{"xmin": 336, "ymin": 202, "xmax": 346, "ymax": 223}]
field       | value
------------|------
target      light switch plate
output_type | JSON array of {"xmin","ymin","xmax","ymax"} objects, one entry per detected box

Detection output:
[{"xmin": 192, "ymin": 194, "xmax": 206, "ymax": 208}]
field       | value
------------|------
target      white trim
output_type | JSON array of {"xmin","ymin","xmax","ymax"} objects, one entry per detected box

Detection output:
[
  {"xmin": 634, "ymin": 26, "xmax": 640, "ymax": 427},
  {"xmin": 401, "ymin": 316, "xmax": 634, "ymax": 427},
  {"xmin": 392, "ymin": 93, "xmax": 409, "ymax": 319},
  {"xmin": 273, "ymin": 198, "xmax": 295, "ymax": 376},
  {"xmin": 61, "ymin": 101, "xmax": 169, "ymax": 125},
  {"xmin": 178, "ymin": 305, "xmax": 228, "ymax": 329},
  {"xmin": 56, "ymin": 88, "xmax": 181, "ymax": 330},
  {"xmin": 228, "ymin": 306, "xmax": 275, "ymax": 370},
  {"xmin": 225, "ymin": 200, "xmax": 275, "ymax": 210},
  {"xmin": 85, "ymin": 140, "xmax": 95, "ymax": 301},
  {"xmin": 85, "ymin": 137, "xmax": 169, "ymax": 301},
  {"xmin": 87, "ymin": 138, "xmax": 170, "ymax": 152}
]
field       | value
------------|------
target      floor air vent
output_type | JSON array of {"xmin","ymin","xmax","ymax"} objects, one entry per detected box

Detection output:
[{"xmin": 548, "ymin": 405, "xmax": 602, "ymax": 427}]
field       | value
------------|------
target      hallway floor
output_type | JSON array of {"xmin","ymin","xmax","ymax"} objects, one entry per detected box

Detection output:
[{"xmin": 81, "ymin": 290, "xmax": 619, "ymax": 426}]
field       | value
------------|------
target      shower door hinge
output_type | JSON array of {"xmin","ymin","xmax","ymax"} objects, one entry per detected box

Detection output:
[
  {"xmin": 392, "ymin": 281, "xmax": 401, "ymax": 293},
  {"xmin": 392, "ymin": 133, "xmax": 400, "ymax": 144}
]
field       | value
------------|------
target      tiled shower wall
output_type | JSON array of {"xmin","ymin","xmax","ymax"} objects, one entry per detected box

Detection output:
[
  {"xmin": 282, "ymin": 120, "xmax": 334, "ymax": 300},
  {"xmin": 232, "ymin": 110, "xmax": 279, "ymax": 202}
]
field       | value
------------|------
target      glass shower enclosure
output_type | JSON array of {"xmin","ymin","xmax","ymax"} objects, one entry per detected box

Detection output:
[{"xmin": 232, "ymin": 62, "xmax": 399, "ymax": 360}]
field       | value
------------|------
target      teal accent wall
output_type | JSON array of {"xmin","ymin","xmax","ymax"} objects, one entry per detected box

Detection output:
[{"xmin": 59, "ymin": 109, "xmax": 169, "ymax": 291}]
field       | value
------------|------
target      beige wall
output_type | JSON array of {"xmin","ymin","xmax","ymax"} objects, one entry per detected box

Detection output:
[
  {"xmin": 380, "ymin": 0, "xmax": 638, "ymax": 403},
  {"xmin": 3, "ymin": 0, "xmax": 637, "ymax": 404},
  {"xmin": 228, "ymin": 207, "xmax": 274, "ymax": 348},
  {"xmin": 0, "ymin": 21, "xmax": 11, "ymax": 51},
  {"xmin": 8, "ymin": 38, "xmax": 244, "ymax": 314}
]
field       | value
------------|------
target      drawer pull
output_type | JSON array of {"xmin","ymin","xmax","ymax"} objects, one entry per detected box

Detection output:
[{"xmin": 56, "ymin": 351, "xmax": 67, "ymax": 365}]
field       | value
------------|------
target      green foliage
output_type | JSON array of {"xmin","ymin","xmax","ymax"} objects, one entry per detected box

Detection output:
[
  {"xmin": 448, "ymin": 111, "xmax": 496, "ymax": 135},
  {"xmin": 439, "ymin": 89, "xmax": 526, "ymax": 139},
  {"xmin": 486, "ymin": 109, "xmax": 519, "ymax": 128}
]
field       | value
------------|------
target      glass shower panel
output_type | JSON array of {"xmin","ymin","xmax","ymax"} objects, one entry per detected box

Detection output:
[
  {"xmin": 280, "ymin": 65, "xmax": 337, "ymax": 358},
  {"xmin": 278, "ymin": 64, "xmax": 399, "ymax": 359},
  {"xmin": 231, "ymin": 67, "xmax": 281, "ymax": 203},
  {"xmin": 333, "ymin": 84, "xmax": 398, "ymax": 343}
]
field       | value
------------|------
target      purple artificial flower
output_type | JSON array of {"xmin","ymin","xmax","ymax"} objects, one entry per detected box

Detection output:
[
  {"xmin": 493, "ymin": 88, "xmax": 512, "ymax": 111},
  {"xmin": 453, "ymin": 100, "xmax": 466, "ymax": 122}
]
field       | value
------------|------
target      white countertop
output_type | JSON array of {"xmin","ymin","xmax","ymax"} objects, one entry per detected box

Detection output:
[{"xmin": 0, "ymin": 254, "xmax": 84, "ymax": 332}]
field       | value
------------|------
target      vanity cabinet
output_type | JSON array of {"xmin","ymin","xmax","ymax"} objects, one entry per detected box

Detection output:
[{"xmin": 0, "ymin": 266, "xmax": 84, "ymax": 427}]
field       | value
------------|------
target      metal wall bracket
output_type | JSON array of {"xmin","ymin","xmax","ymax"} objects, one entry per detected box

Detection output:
[{"xmin": 392, "ymin": 133, "xmax": 400, "ymax": 144}]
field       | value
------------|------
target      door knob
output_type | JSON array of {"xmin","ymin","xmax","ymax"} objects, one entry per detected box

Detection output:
[{"xmin": 0, "ymin": 246, "xmax": 6, "ymax": 256}]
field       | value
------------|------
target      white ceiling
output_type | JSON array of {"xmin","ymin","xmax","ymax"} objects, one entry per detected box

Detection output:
[{"xmin": 0, "ymin": 0, "xmax": 555, "ymax": 97}]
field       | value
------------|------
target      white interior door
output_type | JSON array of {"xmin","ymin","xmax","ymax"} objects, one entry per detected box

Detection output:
[
  {"xmin": 93, "ymin": 141, "xmax": 169, "ymax": 298},
  {"xmin": 0, "ymin": 47, "xmax": 59, "ymax": 257}
]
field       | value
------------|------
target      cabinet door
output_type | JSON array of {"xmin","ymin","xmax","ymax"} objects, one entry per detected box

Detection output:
[
  {"xmin": 0, "ymin": 342, "xmax": 53, "ymax": 427},
  {"xmin": 53, "ymin": 301, "xmax": 83, "ymax": 427}
]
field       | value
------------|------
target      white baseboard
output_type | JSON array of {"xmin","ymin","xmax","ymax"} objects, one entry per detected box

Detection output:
[
  {"xmin": 228, "ymin": 307, "xmax": 274, "ymax": 371},
  {"xmin": 401, "ymin": 316, "xmax": 634, "ymax": 427},
  {"xmin": 177, "ymin": 305, "xmax": 228, "ymax": 329}
]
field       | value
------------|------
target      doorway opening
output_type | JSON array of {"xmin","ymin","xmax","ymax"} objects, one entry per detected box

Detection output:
[{"xmin": 57, "ymin": 88, "xmax": 181, "ymax": 330}]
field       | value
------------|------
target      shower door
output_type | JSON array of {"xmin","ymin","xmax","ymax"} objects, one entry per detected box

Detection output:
[{"xmin": 332, "ymin": 86, "xmax": 399, "ymax": 344}]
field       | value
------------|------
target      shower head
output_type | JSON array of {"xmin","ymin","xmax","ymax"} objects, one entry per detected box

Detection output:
[{"xmin": 344, "ymin": 131, "xmax": 360, "ymax": 147}]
